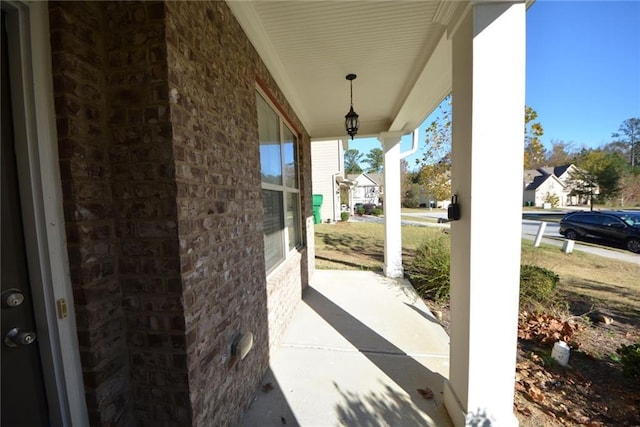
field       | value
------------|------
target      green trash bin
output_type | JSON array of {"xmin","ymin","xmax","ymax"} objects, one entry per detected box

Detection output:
[{"xmin": 312, "ymin": 194, "xmax": 323, "ymax": 224}]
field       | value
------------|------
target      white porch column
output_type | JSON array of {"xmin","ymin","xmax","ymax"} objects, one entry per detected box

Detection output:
[
  {"xmin": 444, "ymin": 2, "xmax": 526, "ymax": 427},
  {"xmin": 379, "ymin": 131, "xmax": 405, "ymax": 278}
]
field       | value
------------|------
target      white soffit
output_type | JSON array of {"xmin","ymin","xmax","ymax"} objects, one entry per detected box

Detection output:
[{"xmin": 228, "ymin": 1, "xmax": 460, "ymax": 139}]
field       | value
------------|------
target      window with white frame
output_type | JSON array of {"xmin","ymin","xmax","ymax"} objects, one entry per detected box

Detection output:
[{"xmin": 257, "ymin": 92, "xmax": 301, "ymax": 273}]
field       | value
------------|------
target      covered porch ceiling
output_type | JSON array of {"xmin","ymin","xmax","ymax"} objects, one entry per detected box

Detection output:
[{"xmin": 228, "ymin": 1, "xmax": 466, "ymax": 140}]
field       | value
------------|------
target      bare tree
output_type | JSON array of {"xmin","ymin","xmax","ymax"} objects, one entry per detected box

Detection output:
[
  {"xmin": 546, "ymin": 140, "xmax": 576, "ymax": 166},
  {"xmin": 612, "ymin": 118, "xmax": 640, "ymax": 168}
]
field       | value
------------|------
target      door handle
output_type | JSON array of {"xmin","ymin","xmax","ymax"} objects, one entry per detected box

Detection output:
[{"xmin": 4, "ymin": 327, "xmax": 36, "ymax": 347}]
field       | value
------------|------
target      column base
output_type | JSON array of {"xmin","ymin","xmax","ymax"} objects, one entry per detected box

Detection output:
[
  {"xmin": 383, "ymin": 264, "xmax": 403, "ymax": 278},
  {"xmin": 443, "ymin": 380, "xmax": 465, "ymax": 427},
  {"xmin": 444, "ymin": 380, "xmax": 520, "ymax": 427}
]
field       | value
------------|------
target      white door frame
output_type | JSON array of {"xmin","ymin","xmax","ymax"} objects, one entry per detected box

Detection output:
[{"xmin": 3, "ymin": 2, "xmax": 88, "ymax": 425}]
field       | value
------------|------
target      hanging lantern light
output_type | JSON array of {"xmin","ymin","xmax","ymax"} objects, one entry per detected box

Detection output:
[{"xmin": 344, "ymin": 74, "xmax": 359, "ymax": 139}]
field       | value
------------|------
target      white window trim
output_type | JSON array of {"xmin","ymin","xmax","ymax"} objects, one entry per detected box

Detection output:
[{"xmin": 256, "ymin": 88, "xmax": 303, "ymax": 275}]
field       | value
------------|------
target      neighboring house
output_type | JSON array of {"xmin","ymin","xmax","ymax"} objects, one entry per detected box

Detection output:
[
  {"xmin": 311, "ymin": 139, "xmax": 355, "ymax": 222},
  {"xmin": 550, "ymin": 164, "xmax": 597, "ymax": 205},
  {"xmin": 523, "ymin": 164, "xmax": 587, "ymax": 207},
  {"xmin": 348, "ymin": 172, "xmax": 383, "ymax": 206},
  {"xmin": 523, "ymin": 171, "xmax": 569, "ymax": 207},
  {"xmin": 419, "ymin": 191, "xmax": 451, "ymax": 209}
]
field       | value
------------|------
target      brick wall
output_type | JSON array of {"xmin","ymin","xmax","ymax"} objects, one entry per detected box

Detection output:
[
  {"xmin": 49, "ymin": 2, "xmax": 135, "ymax": 424},
  {"xmin": 50, "ymin": 1, "xmax": 313, "ymax": 425},
  {"xmin": 50, "ymin": 1, "xmax": 190, "ymax": 424},
  {"xmin": 165, "ymin": 2, "xmax": 312, "ymax": 425},
  {"xmin": 103, "ymin": 2, "xmax": 191, "ymax": 425}
]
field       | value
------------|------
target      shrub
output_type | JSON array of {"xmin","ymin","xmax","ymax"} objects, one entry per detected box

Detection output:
[
  {"xmin": 544, "ymin": 192, "xmax": 560, "ymax": 208},
  {"xmin": 405, "ymin": 234, "xmax": 451, "ymax": 302},
  {"xmin": 519, "ymin": 264, "xmax": 559, "ymax": 308},
  {"xmin": 406, "ymin": 240, "xmax": 560, "ymax": 308},
  {"xmin": 356, "ymin": 206, "xmax": 364, "ymax": 215},
  {"xmin": 363, "ymin": 203, "xmax": 376, "ymax": 215},
  {"xmin": 617, "ymin": 343, "xmax": 640, "ymax": 379},
  {"xmin": 340, "ymin": 211, "xmax": 350, "ymax": 222},
  {"xmin": 372, "ymin": 208, "xmax": 383, "ymax": 216}
]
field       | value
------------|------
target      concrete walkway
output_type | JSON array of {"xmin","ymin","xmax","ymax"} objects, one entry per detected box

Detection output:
[{"xmin": 241, "ymin": 270, "xmax": 452, "ymax": 427}]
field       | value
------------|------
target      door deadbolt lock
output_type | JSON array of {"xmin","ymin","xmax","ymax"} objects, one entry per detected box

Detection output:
[
  {"xmin": 4, "ymin": 327, "xmax": 36, "ymax": 347},
  {"xmin": 1, "ymin": 289, "xmax": 25, "ymax": 308}
]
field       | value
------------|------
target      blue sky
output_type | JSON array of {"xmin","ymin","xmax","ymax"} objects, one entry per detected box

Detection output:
[{"xmin": 350, "ymin": 0, "xmax": 640, "ymax": 170}]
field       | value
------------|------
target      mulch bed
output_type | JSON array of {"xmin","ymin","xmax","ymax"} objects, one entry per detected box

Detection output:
[{"xmin": 424, "ymin": 300, "xmax": 640, "ymax": 426}]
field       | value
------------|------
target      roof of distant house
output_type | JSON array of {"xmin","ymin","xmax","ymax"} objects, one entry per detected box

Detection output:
[
  {"xmin": 366, "ymin": 173, "xmax": 383, "ymax": 186},
  {"xmin": 524, "ymin": 164, "xmax": 573, "ymax": 180},
  {"xmin": 347, "ymin": 172, "xmax": 383, "ymax": 186},
  {"xmin": 523, "ymin": 164, "xmax": 573, "ymax": 190},
  {"xmin": 524, "ymin": 174, "xmax": 553, "ymax": 191},
  {"xmin": 537, "ymin": 165, "xmax": 572, "ymax": 178}
]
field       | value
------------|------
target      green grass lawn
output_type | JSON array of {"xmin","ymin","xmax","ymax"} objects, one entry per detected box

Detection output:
[
  {"xmin": 315, "ymin": 221, "xmax": 640, "ymax": 322},
  {"xmin": 400, "ymin": 215, "xmax": 439, "ymax": 223},
  {"xmin": 314, "ymin": 222, "xmax": 443, "ymax": 271}
]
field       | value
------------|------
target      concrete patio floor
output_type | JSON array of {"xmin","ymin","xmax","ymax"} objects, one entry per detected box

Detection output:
[{"xmin": 241, "ymin": 270, "xmax": 453, "ymax": 427}]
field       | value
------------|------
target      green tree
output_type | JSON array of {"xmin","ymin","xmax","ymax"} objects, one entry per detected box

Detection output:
[
  {"xmin": 523, "ymin": 106, "xmax": 545, "ymax": 169},
  {"xmin": 566, "ymin": 166, "xmax": 598, "ymax": 210},
  {"xmin": 401, "ymin": 159, "xmax": 421, "ymax": 208},
  {"xmin": 568, "ymin": 150, "xmax": 626, "ymax": 209},
  {"xmin": 419, "ymin": 161, "xmax": 451, "ymax": 203},
  {"xmin": 364, "ymin": 147, "xmax": 383, "ymax": 173},
  {"xmin": 344, "ymin": 149, "xmax": 363, "ymax": 174},
  {"xmin": 612, "ymin": 118, "xmax": 640, "ymax": 168}
]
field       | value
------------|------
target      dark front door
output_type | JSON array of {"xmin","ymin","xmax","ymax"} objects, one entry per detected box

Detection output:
[{"xmin": 1, "ymin": 11, "xmax": 50, "ymax": 426}]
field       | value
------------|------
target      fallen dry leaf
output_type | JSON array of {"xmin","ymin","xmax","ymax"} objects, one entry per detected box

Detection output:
[
  {"xmin": 518, "ymin": 312, "xmax": 581, "ymax": 346},
  {"xmin": 572, "ymin": 412, "xmax": 590, "ymax": 424},
  {"xmin": 527, "ymin": 385, "xmax": 545, "ymax": 403},
  {"xmin": 417, "ymin": 387, "xmax": 434, "ymax": 399},
  {"xmin": 514, "ymin": 402, "xmax": 532, "ymax": 416}
]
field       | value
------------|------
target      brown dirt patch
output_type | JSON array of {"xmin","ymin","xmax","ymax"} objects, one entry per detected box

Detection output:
[{"xmin": 424, "ymin": 299, "xmax": 640, "ymax": 426}]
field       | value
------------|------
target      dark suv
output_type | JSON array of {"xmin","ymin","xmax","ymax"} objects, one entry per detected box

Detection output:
[{"xmin": 559, "ymin": 210, "xmax": 640, "ymax": 253}]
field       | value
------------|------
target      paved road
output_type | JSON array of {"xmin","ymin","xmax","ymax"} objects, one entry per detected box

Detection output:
[
  {"xmin": 351, "ymin": 212, "xmax": 640, "ymax": 265},
  {"xmin": 520, "ymin": 220, "xmax": 639, "ymax": 265}
]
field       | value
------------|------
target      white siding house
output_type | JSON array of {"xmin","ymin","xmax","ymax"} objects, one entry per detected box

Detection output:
[
  {"xmin": 348, "ymin": 173, "xmax": 383, "ymax": 206},
  {"xmin": 311, "ymin": 139, "xmax": 347, "ymax": 222},
  {"xmin": 523, "ymin": 173, "xmax": 569, "ymax": 207},
  {"xmin": 523, "ymin": 165, "xmax": 582, "ymax": 207}
]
